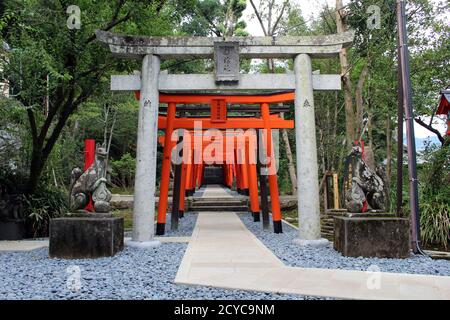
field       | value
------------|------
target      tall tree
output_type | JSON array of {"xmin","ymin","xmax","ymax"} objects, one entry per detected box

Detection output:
[
  {"xmin": 182, "ymin": 0, "xmax": 247, "ymax": 37},
  {"xmin": 249, "ymin": 0, "xmax": 298, "ymax": 194},
  {"xmin": 0, "ymin": 0, "xmax": 177, "ymax": 194},
  {"xmin": 336, "ymin": 0, "xmax": 357, "ymax": 150}
]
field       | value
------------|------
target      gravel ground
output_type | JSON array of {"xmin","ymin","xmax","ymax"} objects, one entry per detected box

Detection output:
[
  {"xmin": 4, "ymin": 211, "xmax": 446, "ymax": 300},
  {"xmin": 0, "ymin": 244, "xmax": 309, "ymax": 300},
  {"xmin": 161, "ymin": 212, "xmax": 199, "ymax": 237},
  {"xmin": 239, "ymin": 213, "xmax": 450, "ymax": 276},
  {"xmin": 124, "ymin": 212, "xmax": 199, "ymax": 238},
  {"xmin": 0, "ymin": 211, "xmax": 311, "ymax": 300}
]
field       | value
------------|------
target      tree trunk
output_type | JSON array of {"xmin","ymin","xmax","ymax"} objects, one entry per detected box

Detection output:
[
  {"xmin": 355, "ymin": 63, "xmax": 369, "ymax": 137},
  {"xmin": 385, "ymin": 114, "xmax": 392, "ymax": 209},
  {"xmin": 27, "ymin": 143, "xmax": 46, "ymax": 194},
  {"xmin": 336, "ymin": 0, "xmax": 356, "ymax": 150}
]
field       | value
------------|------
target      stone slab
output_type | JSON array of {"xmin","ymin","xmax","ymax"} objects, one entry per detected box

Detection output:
[
  {"xmin": 0, "ymin": 240, "xmax": 48, "ymax": 251},
  {"xmin": 111, "ymin": 74, "xmax": 341, "ymax": 91},
  {"xmin": 334, "ymin": 217, "xmax": 410, "ymax": 258},
  {"xmin": 174, "ymin": 210, "xmax": 450, "ymax": 300},
  {"xmin": 96, "ymin": 30, "xmax": 355, "ymax": 59},
  {"xmin": 49, "ymin": 217, "xmax": 124, "ymax": 259}
]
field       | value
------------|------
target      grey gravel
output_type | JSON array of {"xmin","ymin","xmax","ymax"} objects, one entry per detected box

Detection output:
[
  {"xmin": 124, "ymin": 212, "xmax": 199, "ymax": 238},
  {"xmin": 0, "ymin": 245, "xmax": 310, "ymax": 300},
  {"xmin": 238, "ymin": 213, "xmax": 450, "ymax": 276},
  {"xmin": 4, "ymin": 210, "xmax": 443, "ymax": 301},
  {"xmin": 0, "ymin": 210, "xmax": 314, "ymax": 300},
  {"xmin": 160, "ymin": 212, "xmax": 199, "ymax": 237}
]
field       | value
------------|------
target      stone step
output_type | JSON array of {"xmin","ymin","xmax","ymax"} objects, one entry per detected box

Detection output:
[
  {"xmin": 191, "ymin": 201, "xmax": 246, "ymax": 207},
  {"xmin": 190, "ymin": 206, "xmax": 249, "ymax": 212},
  {"xmin": 192, "ymin": 197, "xmax": 246, "ymax": 202}
]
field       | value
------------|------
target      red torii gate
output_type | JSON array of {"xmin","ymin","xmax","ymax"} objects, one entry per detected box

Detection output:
[
  {"xmin": 157, "ymin": 131, "xmax": 261, "ymax": 217},
  {"xmin": 135, "ymin": 91, "xmax": 295, "ymax": 235}
]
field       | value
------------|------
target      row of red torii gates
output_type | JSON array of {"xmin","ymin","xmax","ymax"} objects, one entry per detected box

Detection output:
[
  {"xmin": 96, "ymin": 29, "xmax": 354, "ymax": 248},
  {"xmin": 151, "ymin": 92, "xmax": 295, "ymax": 234}
]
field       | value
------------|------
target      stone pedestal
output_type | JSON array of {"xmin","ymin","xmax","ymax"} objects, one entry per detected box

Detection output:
[
  {"xmin": 49, "ymin": 215, "xmax": 124, "ymax": 259},
  {"xmin": 334, "ymin": 217, "xmax": 410, "ymax": 258}
]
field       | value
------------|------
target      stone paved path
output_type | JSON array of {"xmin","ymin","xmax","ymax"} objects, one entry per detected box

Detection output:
[
  {"xmin": 196, "ymin": 184, "xmax": 237, "ymax": 199},
  {"xmin": 175, "ymin": 209, "xmax": 450, "ymax": 300},
  {"xmin": 0, "ymin": 237, "xmax": 190, "ymax": 252}
]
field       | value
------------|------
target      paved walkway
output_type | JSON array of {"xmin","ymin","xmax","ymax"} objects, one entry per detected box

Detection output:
[
  {"xmin": 195, "ymin": 184, "xmax": 238, "ymax": 199},
  {"xmin": 175, "ymin": 211, "xmax": 450, "ymax": 300},
  {"xmin": 0, "ymin": 237, "xmax": 190, "ymax": 252},
  {"xmin": 0, "ymin": 240, "xmax": 48, "ymax": 252}
]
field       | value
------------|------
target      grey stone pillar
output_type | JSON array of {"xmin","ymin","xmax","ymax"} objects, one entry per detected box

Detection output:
[
  {"xmin": 127, "ymin": 54, "xmax": 161, "ymax": 248},
  {"xmin": 293, "ymin": 54, "xmax": 328, "ymax": 247}
]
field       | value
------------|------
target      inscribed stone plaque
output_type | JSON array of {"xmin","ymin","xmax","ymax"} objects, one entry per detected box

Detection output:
[{"xmin": 214, "ymin": 41, "xmax": 239, "ymax": 83}]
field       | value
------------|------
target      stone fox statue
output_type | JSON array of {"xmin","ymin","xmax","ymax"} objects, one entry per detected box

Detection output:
[
  {"xmin": 345, "ymin": 146, "xmax": 386, "ymax": 213},
  {"xmin": 69, "ymin": 145, "xmax": 112, "ymax": 213}
]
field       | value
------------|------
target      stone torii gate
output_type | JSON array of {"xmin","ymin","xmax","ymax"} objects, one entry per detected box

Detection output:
[{"xmin": 96, "ymin": 30, "xmax": 354, "ymax": 248}]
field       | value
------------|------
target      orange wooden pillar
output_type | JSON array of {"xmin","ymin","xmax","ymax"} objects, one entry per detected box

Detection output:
[
  {"xmin": 199, "ymin": 162, "xmax": 205, "ymax": 187},
  {"xmin": 185, "ymin": 142, "xmax": 195, "ymax": 197},
  {"xmin": 197, "ymin": 163, "xmax": 203, "ymax": 188},
  {"xmin": 192, "ymin": 163, "xmax": 199, "ymax": 191},
  {"xmin": 156, "ymin": 102, "xmax": 176, "ymax": 235},
  {"xmin": 231, "ymin": 162, "xmax": 237, "ymax": 190},
  {"xmin": 236, "ymin": 139, "xmax": 249, "ymax": 196},
  {"xmin": 240, "ymin": 146, "xmax": 249, "ymax": 196},
  {"xmin": 234, "ymin": 148, "xmax": 242, "ymax": 193},
  {"xmin": 222, "ymin": 163, "xmax": 227, "ymax": 186},
  {"xmin": 261, "ymin": 102, "xmax": 282, "ymax": 233},
  {"xmin": 238, "ymin": 135, "xmax": 249, "ymax": 196},
  {"xmin": 227, "ymin": 164, "xmax": 233, "ymax": 188},
  {"xmin": 190, "ymin": 156, "xmax": 197, "ymax": 193},
  {"xmin": 246, "ymin": 136, "xmax": 261, "ymax": 221},
  {"xmin": 178, "ymin": 133, "xmax": 189, "ymax": 218}
]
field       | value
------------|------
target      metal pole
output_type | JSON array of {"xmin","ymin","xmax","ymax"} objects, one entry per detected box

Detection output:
[
  {"xmin": 396, "ymin": 10, "xmax": 404, "ymax": 218},
  {"xmin": 396, "ymin": 0, "xmax": 421, "ymax": 254}
]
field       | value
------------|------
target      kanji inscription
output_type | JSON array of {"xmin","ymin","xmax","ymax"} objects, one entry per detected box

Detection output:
[{"xmin": 214, "ymin": 41, "xmax": 239, "ymax": 83}]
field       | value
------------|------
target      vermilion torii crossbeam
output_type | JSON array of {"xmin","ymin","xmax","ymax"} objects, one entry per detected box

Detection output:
[
  {"xmin": 157, "ymin": 116, "xmax": 293, "ymax": 129},
  {"xmin": 135, "ymin": 91, "xmax": 295, "ymax": 104}
]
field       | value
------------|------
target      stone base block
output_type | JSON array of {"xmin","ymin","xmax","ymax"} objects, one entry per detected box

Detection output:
[
  {"xmin": 334, "ymin": 217, "xmax": 410, "ymax": 258},
  {"xmin": 49, "ymin": 216, "xmax": 124, "ymax": 259}
]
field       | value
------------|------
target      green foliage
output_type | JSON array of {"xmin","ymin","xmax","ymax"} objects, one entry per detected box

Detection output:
[
  {"xmin": 420, "ymin": 199, "xmax": 450, "ymax": 249},
  {"xmin": 179, "ymin": 0, "xmax": 247, "ymax": 37},
  {"xmin": 0, "ymin": 0, "xmax": 179, "ymax": 194},
  {"xmin": 0, "ymin": 97, "xmax": 31, "ymax": 183},
  {"xmin": 418, "ymin": 144, "xmax": 449, "ymax": 248},
  {"xmin": 24, "ymin": 186, "xmax": 67, "ymax": 237},
  {"xmin": 420, "ymin": 143, "xmax": 450, "ymax": 201},
  {"xmin": 111, "ymin": 153, "xmax": 136, "ymax": 189}
]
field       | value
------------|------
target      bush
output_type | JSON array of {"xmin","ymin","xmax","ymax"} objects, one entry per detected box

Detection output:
[
  {"xmin": 419, "ymin": 143, "xmax": 450, "ymax": 249},
  {"xmin": 420, "ymin": 198, "xmax": 450, "ymax": 249},
  {"xmin": 24, "ymin": 187, "xmax": 68, "ymax": 238}
]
